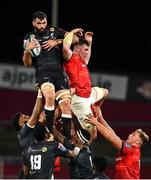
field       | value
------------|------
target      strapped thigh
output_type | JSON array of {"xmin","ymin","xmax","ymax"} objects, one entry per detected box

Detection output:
[
  {"xmin": 41, "ymin": 82, "xmax": 55, "ymax": 94},
  {"xmin": 55, "ymin": 90, "xmax": 71, "ymax": 104}
]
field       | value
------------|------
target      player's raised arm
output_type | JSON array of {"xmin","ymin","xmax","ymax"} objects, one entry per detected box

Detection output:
[{"xmin": 85, "ymin": 114, "xmax": 123, "ymax": 150}]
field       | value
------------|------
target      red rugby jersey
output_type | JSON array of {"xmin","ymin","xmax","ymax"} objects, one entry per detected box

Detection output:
[
  {"xmin": 115, "ymin": 141, "xmax": 140, "ymax": 179},
  {"xmin": 64, "ymin": 53, "xmax": 91, "ymax": 98}
]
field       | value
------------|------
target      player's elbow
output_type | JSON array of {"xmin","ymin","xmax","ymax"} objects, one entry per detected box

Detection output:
[
  {"xmin": 63, "ymin": 44, "xmax": 69, "ymax": 53},
  {"xmin": 22, "ymin": 59, "xmax": 32, "ymax": 67},
  {"xmin": 63, "ymin": 47, "xmax": 70, "ymax": 60}
]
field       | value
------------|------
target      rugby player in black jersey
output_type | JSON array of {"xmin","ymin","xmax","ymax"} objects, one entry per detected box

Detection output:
[
  {"xmin": 22, "ymin": 11, "xmax": 83, "ymax": 139},
  {"xmin": 53, "ymin": 120, "xmax": 98, "ymax": 179},
  {"xmin": 12, "ymin": 89, "xmax": 43, "ymax": 149},
  {"xmin": 22, "ymin": 122, "xmax": 83, "ymax": 179},
  {"xmin": 12, "ymin": 89, "xmax": 44, "ymax": 178}
]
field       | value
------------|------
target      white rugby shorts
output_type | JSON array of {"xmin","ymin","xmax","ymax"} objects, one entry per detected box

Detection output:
[{"xmin": 71, "ymin": 87, "xmax": 104, "ymax": 128}]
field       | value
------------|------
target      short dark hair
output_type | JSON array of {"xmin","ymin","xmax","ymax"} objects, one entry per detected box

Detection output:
[
  {"xmin": 33, "ymin": 11, "xmax": 47, "ymax": 20},
  {"xmin": 92, "ymin": 156, "xmax": 108, "ymax": 172},
  {"xmin": 73, "ymin": 38, "xmax": 89, "ymax": 49},
  {"xmin": 11, "ymin": 112, "xmax": 22, "ymax": 132},
  {"xmin": 34, "ymin": 123, "xmax": 47, "ymax": 141}
]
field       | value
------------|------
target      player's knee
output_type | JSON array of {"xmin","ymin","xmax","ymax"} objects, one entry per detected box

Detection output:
[
  {"xmin": 56, "ymin": 90, "xmax": 71, "ymax": 113},
  {"xmin": 93, "ymin": 86, "xmax": 109, "ymax": 100},
  {"xmin": 41, "ymin": 82, "xmax": 55, "ymax": 99},
  {"xmin": 80, "ymin": 115, "xmax": 94, "ymax": 130},
  {"xmin": 103, "ymin": 88, "xmax": 109, "ymax": 98}
]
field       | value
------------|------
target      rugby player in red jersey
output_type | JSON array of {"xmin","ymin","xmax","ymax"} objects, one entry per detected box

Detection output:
[
  {"xmin": 63, "ymin": 29, "xmax": 109, "ymax": 141},
  {"xmin": 85, "ymin": 108, "xmax": 149, "ymax": 179}
]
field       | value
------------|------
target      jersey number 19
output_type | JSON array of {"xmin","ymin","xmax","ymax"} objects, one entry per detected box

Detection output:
[{"xmin": 30, "ymin": 155, "xmax": 41, "ymax": 170}]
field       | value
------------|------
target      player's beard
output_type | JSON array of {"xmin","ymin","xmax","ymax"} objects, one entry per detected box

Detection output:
[{"xmin": 35, "ymin": 26, "xmax": 47, "ymax": 35}]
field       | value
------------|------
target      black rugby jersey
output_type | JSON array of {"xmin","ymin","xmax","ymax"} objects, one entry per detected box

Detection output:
[
  {"xmin": 18, "ymin": 123, "xmax": 35, "ymax": 149},
  {"xmin": 70, "ymin": 145, "xmax": 95, "ymax": 179},
  {"xmin": 24, "ymin": 27, "xmax": 66, "ymax": 73},
  {"xmin": 22, "ymin": 140, "xmax": 68, "ymax": 179},
  {"xmin": 63, "ymin": 138, "xmax": 95, "ymax": 179}
]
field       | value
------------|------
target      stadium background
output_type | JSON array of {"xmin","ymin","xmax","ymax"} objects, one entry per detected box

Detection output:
[{"xmin": 0, "ymin": 0, "xmax": 151, "ymax": 178}]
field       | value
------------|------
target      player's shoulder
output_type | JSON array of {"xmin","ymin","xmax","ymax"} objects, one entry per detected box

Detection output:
[{"xmin": 49, "ymin": 26, "xmax": 66, "ymax": 34}]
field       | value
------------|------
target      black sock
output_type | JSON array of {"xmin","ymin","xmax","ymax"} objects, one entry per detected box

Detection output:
[
  {"xmin": 44, "ymin": 109, "xmax": 54, "ymax": 133},
  {"xmin": 61, "ymin": 117, "xmax": 71, "ymax": 139}
]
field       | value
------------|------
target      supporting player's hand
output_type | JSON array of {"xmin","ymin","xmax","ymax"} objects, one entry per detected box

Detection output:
[
  {"xmin": 91, "ymin": 104, "xmax": 102, "ymax": 119},
  {"xmin": 71, "ymin": 28, "xmax": 84, "ymax": 37},
  {"xmin": 84, "ymin": 32, "xmax": 93, "ymax": 43},
  {"xmin": 85, "ymin": 114, "xmax": 98, "ymax": 126}
]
